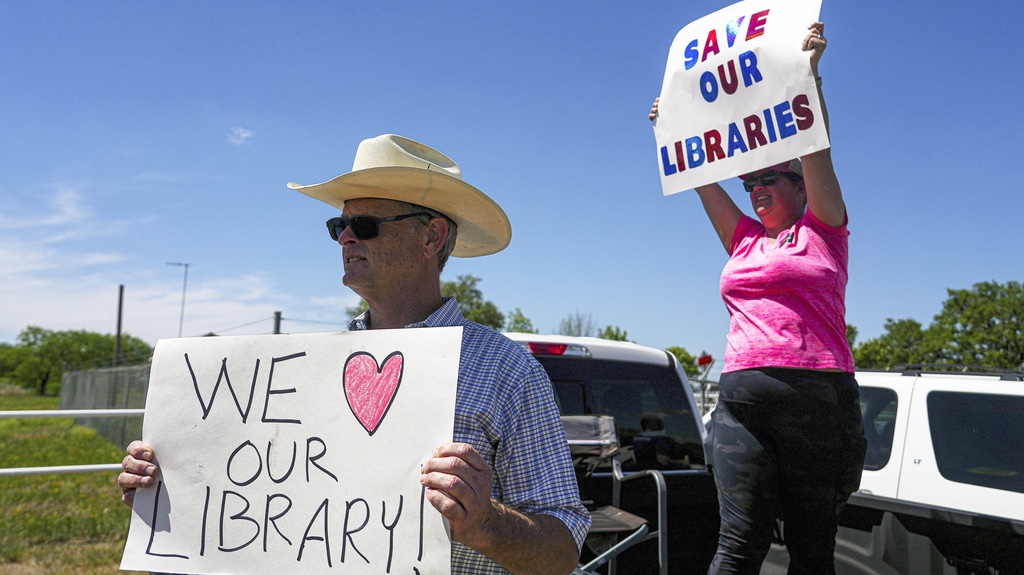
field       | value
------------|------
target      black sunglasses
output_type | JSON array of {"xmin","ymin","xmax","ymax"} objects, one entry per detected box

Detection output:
[
  {"xmin": 742, "ymin": 170, "xmax": 802, "ymax": 193},
  {"xmin": 326, "ymin": 212, "xmax": 432, "ymax": 241}
]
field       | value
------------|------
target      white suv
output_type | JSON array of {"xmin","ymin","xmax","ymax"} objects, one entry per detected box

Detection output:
[{"xmin": 763, "ymin": 367, "xmax": 1024, "ymax": 575}]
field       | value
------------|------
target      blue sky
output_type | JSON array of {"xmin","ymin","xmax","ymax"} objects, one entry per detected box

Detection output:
[{"xmin": 2, "ymin": 1, "xmax": 1021, "ymax": 373}]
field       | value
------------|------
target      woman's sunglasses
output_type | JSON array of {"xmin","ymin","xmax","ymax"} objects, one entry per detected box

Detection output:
[
  {"xmin": 742, "ymin": 170, "xmax": 802, "ymax": 193},
  {"xmin": 326, "ymin": 212, "xmax": 432, "ymax": 241}
]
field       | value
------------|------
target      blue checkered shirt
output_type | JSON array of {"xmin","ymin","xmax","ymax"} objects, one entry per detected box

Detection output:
[{"xmin": 351, "ymin": 297, "xmax": 590, "ymax": 574}]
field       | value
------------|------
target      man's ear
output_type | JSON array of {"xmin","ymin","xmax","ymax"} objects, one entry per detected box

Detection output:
[{"xmin": 422, "ymin": 217, "xmax": 448, "ymax": 261}]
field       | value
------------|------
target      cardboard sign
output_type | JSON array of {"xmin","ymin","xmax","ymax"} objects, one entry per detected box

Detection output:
[
  {"xmin": 654, "ymin": 0, "xmax": 827, "ymax": 194},
  {"xmin": 121, "ymin": 328, "xmax": 463, "ymax": 575}
]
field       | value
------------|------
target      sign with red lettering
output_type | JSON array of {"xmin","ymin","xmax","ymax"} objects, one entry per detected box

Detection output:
[
  {"xmin": 654, "ymin": 0, "xmax": 828, "ymax": 194},
  {"xmin": 121, "ymin": 328, "xmax": 462, "ymax": 575}
]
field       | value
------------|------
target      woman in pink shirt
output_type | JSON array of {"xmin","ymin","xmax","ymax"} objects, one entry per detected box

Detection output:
[{"xmin": 651, "ymin": 22, "xmax": 866, "ymax": 575}]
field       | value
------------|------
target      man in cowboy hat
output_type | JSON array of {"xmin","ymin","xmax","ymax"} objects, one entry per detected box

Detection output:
[{"xmin": 119, "ymin": 134, "xmax": 590, "ymax": 575}]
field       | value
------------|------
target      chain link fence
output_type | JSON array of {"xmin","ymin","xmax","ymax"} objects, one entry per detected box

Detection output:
[{"xmin": 60, "ymin": 363, "xmax": 151, "ymax": 449}]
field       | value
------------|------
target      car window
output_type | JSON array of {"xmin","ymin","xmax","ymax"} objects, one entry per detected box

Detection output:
[
  {"xmin": 927, "ymin": 391, "xmax": 1024, "ymax": 494},
  {"xmin": 860, "ymin": 386, "xmax": 898, "ymax": 471},
  {"xmin": 538, "ymin": 356, "xmax": 704, "ymax": 470}
]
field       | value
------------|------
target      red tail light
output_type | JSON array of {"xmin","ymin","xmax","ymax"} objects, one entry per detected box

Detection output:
[
  {"xmin": 520, "ymin": 341, "xmax": 592, "ymax": 357},
  {"xmin": 528, "ymin": 342, "xmax": 568, "ymax": 355}
]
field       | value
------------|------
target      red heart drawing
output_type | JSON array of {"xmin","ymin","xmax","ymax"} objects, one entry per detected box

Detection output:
[{"xmin": 343, "ymin": 351, "xmax": 404, "ymax": 436}]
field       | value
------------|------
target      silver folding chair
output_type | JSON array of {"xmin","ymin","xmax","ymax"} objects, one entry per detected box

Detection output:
[{"xmin": 563, "ymin": 415, "xmax": 668, "ymax": 575}]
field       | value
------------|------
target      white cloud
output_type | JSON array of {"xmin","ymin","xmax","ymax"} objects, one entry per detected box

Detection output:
[
  {"xmin": 0, "ymin": 185, "xmax": 89, "ymax": 231},
  {"xmin": 0, "ymin": 181, "xmax": 349, "ymax": 346},
  {"xmin": 0, "ymin": 185, "xmax": 147, "ymax": 342},
  {"xmin": 0, "ymin": 254, "xmax": 323, "ymax": 344},
  {"xmin": 228, "ymin": 127, "xmax": 255, "ymax": 145}
]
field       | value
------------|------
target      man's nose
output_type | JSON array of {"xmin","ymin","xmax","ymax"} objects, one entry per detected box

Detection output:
[{"xmin": 337, "ymin": 222, "xmax": 358, "ymax": 244}]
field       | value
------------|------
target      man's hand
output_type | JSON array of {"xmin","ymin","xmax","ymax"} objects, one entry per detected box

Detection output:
[
  {"xmin": 118, "ymin": 440, "xmax": 158, "ymax": 508},
  {"xmin": 420, "ymin": 442, "xmax": 497, "ymax": 548},
  {"xmin": 420, "ymin": 442, "xmax": 579, "ymax": 575}
]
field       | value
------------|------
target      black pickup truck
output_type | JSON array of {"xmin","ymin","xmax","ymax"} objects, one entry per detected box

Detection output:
[{"xmin": 506, "ymin": 333, "xmax": 719, "ymax": 574}]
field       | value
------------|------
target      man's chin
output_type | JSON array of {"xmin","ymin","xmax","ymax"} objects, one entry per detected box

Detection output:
[{"xmin": 342, "ymin": 274, "xmax": 369, "ymax": 296}]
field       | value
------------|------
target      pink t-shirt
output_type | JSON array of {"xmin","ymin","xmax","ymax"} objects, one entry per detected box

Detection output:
[{"xmin": 720, "ymin": 210, "xmax": 854, "ymax": 373}]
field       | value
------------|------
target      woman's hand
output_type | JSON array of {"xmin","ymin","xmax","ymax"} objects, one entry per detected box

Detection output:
[{"xmin": 803, "ymin": 22, "xmax": 827, "ymax": 76}]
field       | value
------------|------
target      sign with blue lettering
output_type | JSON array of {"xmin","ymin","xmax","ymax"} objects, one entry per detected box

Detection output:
[
  {"xmin": 654, "ymin": 0, "xmax": 828, "ymax": 194},
  {"xmin": 121, "ymin": 328, "xmax": 462, "ymax": 575}
]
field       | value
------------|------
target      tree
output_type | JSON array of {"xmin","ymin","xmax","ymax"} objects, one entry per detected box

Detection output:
[
  {"xmin": 598, "ymin": 325, "xmax": 630, "ymax": 342},
  {"xmin": 558, "ymin": 311, "xmax": 597, "ymax": 337},
  {"xmin": 442, "ymin": 275, "xmax": 504, "ymax": 329},
  {"xmin": 11, "ymin": 327, "xmax": 153, "ymax": 395},
  {"xmin": 346, "ymin": 299, "xmax": 369, "ymax": 320},
  {"xmin": 666, "ymin": 346, "xmax": 702, "ymax": 378},
  {"xmin": 928, "ymin": 280, "xmax": 1024, "ymax": 369},
  {"xmin": 0, "ymin": 343, "xmax": 24, "ymax": 381},
  {"xmin": 854, "ymin": 318, "xmax": 929, "ymax": 369},
  {"xmin": 505, "ymin": 308, "xmax": 538, "ymax": 333},
  {"xmin": 853, "ymin": 280, "xmax": 1024, "ymax": 371},
  {"xmin": 846, "ymin": 324, "xmax": 858, "ymax": 349},
  {"xmin": 345, "ymin": 275, "xmax": 507, "ymax": 330}
]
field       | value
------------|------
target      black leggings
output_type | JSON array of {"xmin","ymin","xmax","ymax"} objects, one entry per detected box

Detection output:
[{"xmin": 705, "ymin": 368, "xmax": 866, "ymax": 575}]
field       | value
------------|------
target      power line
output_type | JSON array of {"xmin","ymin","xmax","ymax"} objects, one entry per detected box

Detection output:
[
  {"xmin": 209, "ymin": 316, "xmax": 274, "ymax": 335},
  {"xmin": 283, "ymin": 317, "xmax": 350, "ymax": 327},
  {"xmin": 205, "ymin": 314, "xmax": 350, "ymax": 337}
]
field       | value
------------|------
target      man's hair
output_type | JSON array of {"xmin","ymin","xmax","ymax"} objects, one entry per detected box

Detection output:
[{"xmin": 395, "ymin": 200, "xmax": 458, "ymax": 273}]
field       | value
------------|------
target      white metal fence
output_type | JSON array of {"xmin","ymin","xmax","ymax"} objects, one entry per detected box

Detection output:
[
  {"xmin": 0, "ymin": 408, "xmax": 144, "ymax": 476},
  {"xmin": 0, "ymin": 363, "xmax": 150, "ymax": 477}
]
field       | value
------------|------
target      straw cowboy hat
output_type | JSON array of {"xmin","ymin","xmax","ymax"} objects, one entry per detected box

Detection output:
[{"xmin": 288, "ymin": 134, "xmax": 512, "ymax": 257}]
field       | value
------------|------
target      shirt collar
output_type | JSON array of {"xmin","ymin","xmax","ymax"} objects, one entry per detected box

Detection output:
[{"xmin": 348, "ymin": 297, "xmax": 463, "ymax": 331}]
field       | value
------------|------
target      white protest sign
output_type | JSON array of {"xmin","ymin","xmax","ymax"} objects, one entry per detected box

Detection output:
[
  {"xmin": 121, "ymin": 327, "xmax": 462, "ymax": 575},
  {"xmin": 654, "ymin": 0, "xmax": 827, "ymax": 194}
]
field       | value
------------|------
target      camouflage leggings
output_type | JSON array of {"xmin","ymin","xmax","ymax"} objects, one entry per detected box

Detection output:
[{"xmin": 705, "ymin": 368, "xmax": 866, "ymax": 575}]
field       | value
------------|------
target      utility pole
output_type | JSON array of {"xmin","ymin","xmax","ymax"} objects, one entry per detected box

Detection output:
[
  {"xmin": 274, "ymin": 311, "xmax": 282, "ymax": 334},
  {"xmin": 167, "ymin": 262, "xmax": 190, "ymax": 338},
  {"xmin": 114, "ymin": 284, "xmax": 124, "ymax": 367}
]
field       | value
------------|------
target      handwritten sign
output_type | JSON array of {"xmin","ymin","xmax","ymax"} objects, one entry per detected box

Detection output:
[
  {"xmin": 654, "ymin": 0, "xmax": 827, "ymax": 194},
  {"xmin": 121, "ymin": 328, "xmax": 463, "ymax": 575}
]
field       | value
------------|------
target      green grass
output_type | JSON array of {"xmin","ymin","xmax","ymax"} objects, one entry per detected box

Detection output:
[{"xmin": 0, "ymin": 387, "xmax": 146, "ymax": 575}]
